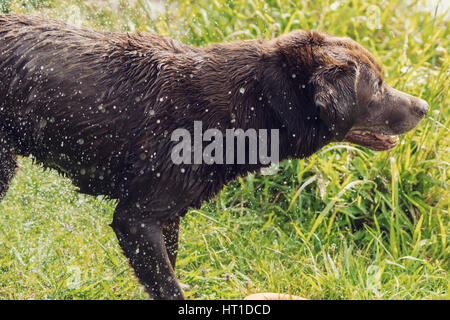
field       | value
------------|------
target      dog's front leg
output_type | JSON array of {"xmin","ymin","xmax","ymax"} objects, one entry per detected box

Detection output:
[
  {"xmin": 162, "ymin": 218, "xmax": 180, "ymax": 269},
  {"xmin": 110, "ymin": 202, "xmax": 184, "ymax": 300}
]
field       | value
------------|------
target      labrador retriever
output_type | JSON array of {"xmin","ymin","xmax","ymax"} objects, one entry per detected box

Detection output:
[{"xmin": 0, "ymin": 14, "xmax": 428, "ymax": 299}]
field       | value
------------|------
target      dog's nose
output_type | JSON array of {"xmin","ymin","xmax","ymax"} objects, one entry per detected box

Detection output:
[{"xmin": 414, "ymin": 99, "xmax": 429, "ymax": 117}]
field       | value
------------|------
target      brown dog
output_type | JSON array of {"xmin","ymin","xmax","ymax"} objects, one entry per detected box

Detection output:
[{"xmin": 0, "ymin": 14, "xmax": 428, "ymax": 299}]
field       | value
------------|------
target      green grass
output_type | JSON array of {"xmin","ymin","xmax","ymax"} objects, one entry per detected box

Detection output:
[{"xmin": 0, "ymin": 0, "xmax": 448, "ymax": 300}]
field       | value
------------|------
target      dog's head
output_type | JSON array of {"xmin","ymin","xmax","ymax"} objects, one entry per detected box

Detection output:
[{"xmin": 276, "ymin": 31, "xmax": 429, "ymax": 151}]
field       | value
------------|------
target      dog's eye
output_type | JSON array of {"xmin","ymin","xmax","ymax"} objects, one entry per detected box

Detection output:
[
  {"xmin": 373, "ymin": 79, "xmax": 384, "ymax": 96},
  {"xmin": 377, "ymin": 79, "xmax": 383, "ymax": 88}
]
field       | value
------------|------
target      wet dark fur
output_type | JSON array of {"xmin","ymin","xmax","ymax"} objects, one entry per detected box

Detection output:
[{"xmin": 0, "ymin": 14, "xmax": 406, "ymax": 299}]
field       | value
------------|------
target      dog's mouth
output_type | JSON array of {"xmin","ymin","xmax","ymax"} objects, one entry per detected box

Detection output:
[{"xmin": 344, "ymin": 130, "xmax": 399, "ymax": 151}]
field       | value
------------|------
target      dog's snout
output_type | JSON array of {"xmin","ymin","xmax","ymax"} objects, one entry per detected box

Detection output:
[{"xmin": 414, "ymin": 99, "xmax": 429, "ymax": 117}]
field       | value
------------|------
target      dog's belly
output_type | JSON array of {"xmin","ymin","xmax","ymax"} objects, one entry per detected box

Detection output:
[{"xmin": 28, "ymin": 128, "xmax": 130, "ymax": 198}]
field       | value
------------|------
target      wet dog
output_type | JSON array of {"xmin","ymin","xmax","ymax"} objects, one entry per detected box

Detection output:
[{"xmin": 0, "ymin": 14, "xmax": 428, "ymax": 299}]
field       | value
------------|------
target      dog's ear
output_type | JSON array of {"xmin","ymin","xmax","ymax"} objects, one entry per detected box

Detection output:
[
  {"xmin": 311, "ymin": 65, "xmax": 357, "ymax": 139},
  {"xmin": 260, "ymin": 63, "xmax": 307, "ymax": 134}
]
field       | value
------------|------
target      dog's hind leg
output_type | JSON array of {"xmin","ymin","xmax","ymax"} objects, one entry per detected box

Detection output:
[
  {"xmin": 110, "ymin": 202, "xmax": 184, "ymax": 300},
  {"xmin": 0, "ymin": 134, "xmax": 17, "ymax": 201}
]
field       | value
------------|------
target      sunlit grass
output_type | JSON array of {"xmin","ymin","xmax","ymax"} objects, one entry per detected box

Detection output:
[{"xmin": 0, "ymin": 0, "xmax": 448, "ymax": 299}]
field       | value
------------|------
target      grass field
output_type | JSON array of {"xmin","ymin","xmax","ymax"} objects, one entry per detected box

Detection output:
[{"xmin": 0, "ymin": 0, "xmax": 448, "ymax": 300}]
